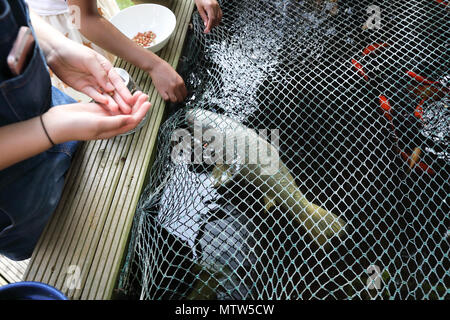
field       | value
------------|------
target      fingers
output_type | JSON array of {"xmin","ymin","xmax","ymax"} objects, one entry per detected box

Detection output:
[
  {"xmin": 82, "ymin": 86, "xmax": 109, "ymax": 105},
  {"xmin": 86, "ymin": 53, "xmax": 115, "ymax": 93},
  {"xmin": 132, "ymin": 101, "xmax": 151, "ymax": 122},
  {"xmin": 148, "ymin": 61, "xmax": 187, "ymax": 102},
  {"xmin": 131, "ymin": 92, "xmax": 149, "ymax": 113},
  {"xmin": 85, "ymin": 86, "xmax": 135, "ymax": 116},
  {"xmin": 168, "ymin": 92, "xmax": 178, "ymax": 103},
  {"xmin": 177, "ymin": 80, "xmax": 188, "ymax": 102},
  {"xmin": 208, "ymin": 5, "xmax": 222, "ymax": 30},
  {"xmin": 160, "ymin": 91, "xmax": 170, "ymax": 101},
  {"xmin": 82, "ymin": 84, "xmax": 126, "ymax": 115},
  {"xmin": 156, "ymin": 78, "xmax": 186, "ymax": 103},
  {"xmin": 197, "ymin": 5, "xmax": 209, "ymax": 31},
  {"xmin": 100, "ymin": 92, "xmax": 121, "ymax": 115},
  {"xmin": 204, "ymin": 15, "xmax": 213, "ymax": 34},
  {"xmin": 166, "ymin": 84, "xmax": 187, "ymax": 103},
  {"xmin": 129, "ymin": 91, "xmax": 143, "ymax": 113},
  {"xmin": 198, "ymin": 1, "xmax": 222, "ymax": 33},
  {"xmin": 98, "ymin": 101, "xmax": 151, "ymax": 138},
  {"xmin": 112, "ymin": 90, "xmax": 132, "ymax": 114},
  {"xmin": 84, "ymin": 54, "xmax": 134, "ymax": 113},
  {"xmin": 168, "ymin": 76, "xmax": 187, "ymax": 102}
]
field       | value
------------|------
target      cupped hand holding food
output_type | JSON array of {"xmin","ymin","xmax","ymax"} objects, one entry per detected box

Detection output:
[
  {"xmin": 195, "ymin": 0, "xmax": 223, "ymax": 33},
  {"xmin": 42, "ymin": 91, "xmax": 151, "ymax": 143},
  {"xmin": 46, "ymin": 39, "xmax": 136, "ymax": 114}
]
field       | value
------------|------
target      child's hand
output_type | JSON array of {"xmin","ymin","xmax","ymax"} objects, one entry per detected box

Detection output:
[
  {"xmin": 147, "ymin": 60, "xmax": 187, "ymax": 103},
  {"xmin": 43, "ymin": 91, "xmax": 151, "ymax": 142},
  {"xmin": 195, "ymin": 0, "xmax": 223, "ymax": 33}
]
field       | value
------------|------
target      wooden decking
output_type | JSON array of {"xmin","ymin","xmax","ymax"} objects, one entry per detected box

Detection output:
[
  {"xmin": 0, "ymin": 256, "xmax": 29, "ymax": 286},
  {"xmin": 7, "ymin": 0, "xmax": 195, "ymax": 299}
]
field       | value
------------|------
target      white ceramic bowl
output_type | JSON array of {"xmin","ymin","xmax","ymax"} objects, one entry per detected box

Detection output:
[{"xmin": 110, "ymin": 4, "xmax": 176, "ymax": 53}]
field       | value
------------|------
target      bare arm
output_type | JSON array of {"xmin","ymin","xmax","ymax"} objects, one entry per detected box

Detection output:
[
  {"xmin": 68, "ymin": 0, "xmax": 187, "ymax": 102},
  {"xmin": 68, "ymin": 0, "xmax": 160, "ymax": 73},
  {"xmin": 0, "ymin": 11, "xmax": 151, "ymax": 171},
  {"xmin": 0, "ymin": 117, "xmax": 54, "ymax": 171},
  {"xmin": 0, "ymin": 97, "xmax": 150, "ymax": 171},
  {"xmin": 0, "ymin": 12, "xmax": 64, "ymax": 170}
]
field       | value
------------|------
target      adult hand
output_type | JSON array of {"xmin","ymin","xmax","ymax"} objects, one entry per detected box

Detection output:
[
  {"xmin": 43, "ymin": 91, "xmax": 151, "ymax": 143},
  {"xmin": 147, "ymin": 60, "xmax": 187, "ymax": 103},
  {"xmin": 195, "ymin": 0, "xmax": 223, "ymax": 33},
  {"xmin": 46, "ymin": 39, "xmax": 135, "ymax": 114}
]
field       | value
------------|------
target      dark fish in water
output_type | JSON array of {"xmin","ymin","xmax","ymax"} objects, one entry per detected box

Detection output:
[
  {"xmin": 407, "ymin": 84, "xmax": 450, "ymax": 101},
  {"xmin": 187, "ymin": 210, "xmax": 256, "ymax": 300},
  {"xmin": 186, "ymin": 108, "xmax": 347, "ymax": 248},
  {"xmin": 186, "ymin": 263, "xmax": 238, "ymax": 300}
]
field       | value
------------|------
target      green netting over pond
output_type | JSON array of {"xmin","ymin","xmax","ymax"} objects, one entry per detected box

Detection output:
[{"xmin": 118, "ymin": 0, "xmax": 449, "ymax": 299}]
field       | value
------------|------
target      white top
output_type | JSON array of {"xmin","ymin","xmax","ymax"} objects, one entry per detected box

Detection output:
[{"xmin": 26, "ymin": 0, "xmax": 69, "ymax": 16}]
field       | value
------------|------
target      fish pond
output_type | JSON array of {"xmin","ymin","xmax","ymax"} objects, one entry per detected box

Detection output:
[{"xmin": 118, "ymin": 0, "xmax": 449, "ymax": 300}]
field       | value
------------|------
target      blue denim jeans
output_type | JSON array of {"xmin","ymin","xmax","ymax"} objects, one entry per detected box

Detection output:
[{"xmin": 0, "ymin": 0, "xmax": 79, "ymax": 261}]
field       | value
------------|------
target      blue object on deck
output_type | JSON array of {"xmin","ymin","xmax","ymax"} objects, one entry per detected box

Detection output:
[{"xmin": 0, "ymin": 281, "xmax": 68, "ymax": 300}]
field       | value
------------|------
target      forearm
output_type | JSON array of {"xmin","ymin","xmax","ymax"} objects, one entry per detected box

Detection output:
[
  {"xmin": 29, "ymin": 10, "xmax": 71, "ymax": 60},
  {"xmin": 77, "ymin": 12, "xmax": 162, "ymax": 72},
  {"xmin": 0, "ymin": 116, "xmax": 53, "ymax": 171}
]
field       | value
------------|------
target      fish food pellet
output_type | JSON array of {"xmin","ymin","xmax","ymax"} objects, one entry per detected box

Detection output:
[{"xmin": 132, "ymin": 31, "xmax": 157, "ymax": 47}]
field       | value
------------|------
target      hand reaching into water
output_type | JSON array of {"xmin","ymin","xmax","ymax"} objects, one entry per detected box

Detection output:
[
  {"xmin": 147, "ymin": 59, "xmax": 187, "ymax": 103},
  {"xmin": 195, "ymin": 0, "xmax": 223, "ymax": 33}
]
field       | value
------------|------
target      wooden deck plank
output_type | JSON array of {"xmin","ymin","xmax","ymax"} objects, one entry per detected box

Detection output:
[
  {"xmin": 0, "ymin": 256, "xmax": 29, "ymax": 283},
  {"xmin": 49, "ymin": 138, "xmax": 129, "ymax": 293},
  {"xmin": 24, "ymin": 0, "xmax": 195, "ymax": 300},
  {"xmin": 85, "ymin": 0, "xmax": 195, "ymax": 300},
  {"xmin": 30, "ymin": 140, "xmax": 109, "ymax": 284},
  {"xmin": 26, "ymin": 138, "xmax": 105, "ymax": 282},
  {"xmin": 86, "ymin": 0, "xmax": 194, "ymax": 298},
  {"xmin": 0, "ymin": 274, "xmax": 7, "ymax": 286}
]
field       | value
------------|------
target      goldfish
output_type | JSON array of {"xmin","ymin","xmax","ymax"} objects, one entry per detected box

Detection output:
[
  {"xmin": 409, "ymin": 147, "xmax": 422, "ymax": 170},
  {"xmin": 379, "ymin": 95, "xmax": 393, "ymax": 120},
  {"xmin": 434, "ymin": 0, "xmax": 449, "ymax": 6},
  {"xmin": 186, "ymin": 109, "xmax": 346, "ymax": 248},
  {"xmin": 362, "ymin": 43, "xmax": 389, "ymax": 56},
  {"xmin": 351, "ymin": 59, "xmax": 369, "ymax": 81},
  {"xmin": 400, "ymin": 151, "xmax": 436, "ymax": 176},
  {"xmin": 414, "ymin": 98, "xmax": 426, "ymax": 120},
  {"xmin": 406, "ymin": 71, "xmax": 440, "ymax": 85}
]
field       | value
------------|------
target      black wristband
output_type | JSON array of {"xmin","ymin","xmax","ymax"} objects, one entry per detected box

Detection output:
[{"xmin": 39, "ymin": 114, "xmax": 56, "ymax": 147}]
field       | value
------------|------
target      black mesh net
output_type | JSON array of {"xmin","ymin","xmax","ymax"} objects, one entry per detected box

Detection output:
[{"xmin": 118, "ymin": 0, "xmax": 449, "ymax": 299}]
